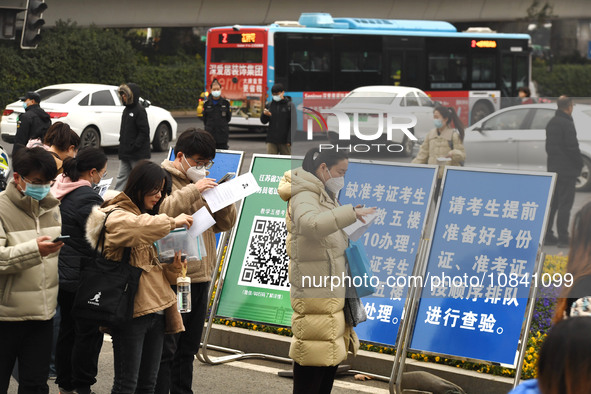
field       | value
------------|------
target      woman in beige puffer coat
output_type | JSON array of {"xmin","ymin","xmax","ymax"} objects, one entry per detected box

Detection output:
[
  {"xmin": 278, "ymin": 148, "xmax": 375, "ymax": 394},
  {"xmin": 412, "ymin": 105, "xmax": 466, "ymax": 176}
]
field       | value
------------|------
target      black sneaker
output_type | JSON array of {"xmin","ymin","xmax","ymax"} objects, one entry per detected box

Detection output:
[{"xmin": 545, "ymin": 233, "xmax": 558, "ymax": 246}]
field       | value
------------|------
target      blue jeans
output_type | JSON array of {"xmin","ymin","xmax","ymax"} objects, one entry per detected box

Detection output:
[{"xmin": 111, "ymin": 313, "xmax": 165, "ymax": 394}]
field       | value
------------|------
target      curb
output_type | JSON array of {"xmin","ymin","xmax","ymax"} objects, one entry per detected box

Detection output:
[
  {"xmin": 206, "ymin": 324, "xmax": 514, "ymax": 394},
  {"xmin": 171, "ymin": 110, "xmax": 198, "ymax": 118}
]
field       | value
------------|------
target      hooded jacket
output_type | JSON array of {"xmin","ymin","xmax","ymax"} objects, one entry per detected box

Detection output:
[
  {"xmin": 0, "ymin": 180, "xmax": 61, "ymax": 321},
  {"xmin": 51, "ymin": 174, "xmax": 103, "ymax": 293},
  {"xmin": 14, "ymin": 103, "xmax": 51, "ymax": 155},
  {"xmin": 202, "ymin": 95, "xmax": 232, "ymax": 145},
  {"xmin": 85, "ymin": 192, "xmax": 184, "ymax": 333},
  {"xmin": 118, "ymin": 83, "xmax": 151, "ymax": 161},
  {"xmin": 159, "ymin": 159, "xmax": 237, "ymax": 283},
  {"xmin": 261, "ymin": 96, "xmax": 297, "ymax": 144},
  {"xmin": 546, "ymin": 109, "xmax": 583, "ymax": 177},
  {"xmin": 411, "ymin": 126, "xmax": 466, "ymax": 178},
  {"xmin": 278, "ymin": 168, "xmax": 359, "ymax": 367}
]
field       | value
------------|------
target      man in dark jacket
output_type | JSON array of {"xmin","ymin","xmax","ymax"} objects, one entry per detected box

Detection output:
[
  {"xmin": 261, "ymin": 83, "xmax": 296, "ymax": 155},
  {"xmin": 203, "ymin": 79, "xmax": 232, "ymax": 150},
  {"xmin": 14, "ymin": 91, "xmax": 51, "ymax": 156},
  {"xmin": 545, "ymin": 95, "xmax": 583, "ymax": 248},
  {"xmin": 114, "ymin": 83, "xmax": 151, "ymax": 190}
]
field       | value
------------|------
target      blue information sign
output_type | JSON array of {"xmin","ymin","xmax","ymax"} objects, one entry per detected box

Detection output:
[
  {"xmin": 410, "ymin": 168, "xmax": 554, "ymax": 365},
  {"xmin": 339, "ymin": 161, "xmax": 437, "ymax": 346}
]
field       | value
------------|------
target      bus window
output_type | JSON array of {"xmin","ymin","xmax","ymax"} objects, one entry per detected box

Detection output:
[
  {"xmin": 471, "ymin": 55, "xmax": 496, "ymax": 89},
  {"xmin": 210, "ymin": 48, "xmax": 263, "ymax": 63},
  {"xmin": 428, "ymin": 53, "xmax": 467, "ymax": 89},
  {"xmin": 285, "ymin": 35, "xmax": 332, "ymax": 91},
  {"xmin": 515, "ymin": 56, "xmax": 528, "ymax": 89}
]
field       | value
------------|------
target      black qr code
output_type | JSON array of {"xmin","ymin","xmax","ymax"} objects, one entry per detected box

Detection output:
[{"xmin": 238, "ymin": 216, "xmax": 290, "ymax": 291}]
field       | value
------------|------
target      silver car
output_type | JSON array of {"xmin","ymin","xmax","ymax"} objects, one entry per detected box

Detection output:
[{"xmin": 463, "ymin": 103, "xmax": 591, "ymax": 191}]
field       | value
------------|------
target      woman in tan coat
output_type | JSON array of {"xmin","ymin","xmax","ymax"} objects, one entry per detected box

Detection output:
[
  {"xmin": 85, "ymin": 160, "xmax": 193, "ymax": 394},
  {"xmin": 412, "ymin": 105, "xmax": 466, "ymax": 197},
  {"xmin": 278, "ymin": 148, "xmax": 375, "ymax": 394}
]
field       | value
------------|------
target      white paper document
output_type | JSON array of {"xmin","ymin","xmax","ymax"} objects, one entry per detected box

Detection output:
[
  {"xmin": 187, "ymin": 207, "xmax": 216, "ymax": 238},
  {"xmin": 95, "ymin": 177, "xmax": 113, "ymax": 198},
  {"xmin": 202, "ymin": 172, "xmax": 261, "ymax": 213},
  {"xmin": 343, "ymin": 212, "xmax": 379, "ymax": 241}
]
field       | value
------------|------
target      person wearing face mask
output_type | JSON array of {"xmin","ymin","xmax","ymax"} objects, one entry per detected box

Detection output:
[
  {"xmin": 155, "ymin": 128, "xmax": 237, "ymax": 394},
  {"xmin": 261, "ymin": 83, "xmax": 297, "ymax": 155},
  {"xmin": 13, "ymin": 91, "xmax": 51, "ymax": 157},
  {"xmin": 412, "ymin": 105, "xmax": 466, "ymax": 198},
  {"xmin": 278, "ymin": 147, "xmax": 376, "ymax": 394},
  {"xmin": 49, "ymin": 148, "xmax": 107, "ymax": 394},
  {"xmin": 202, "ymin": 78, "xmax": 232, "ymax": 150},
  {"xmin": 0, "ymin": 147, "xmax": 63, "ymax": 393}
]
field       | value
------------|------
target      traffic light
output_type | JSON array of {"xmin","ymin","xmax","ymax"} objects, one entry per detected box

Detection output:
[
  {"xmin": 20, "ymin": 0, "xmax": 47, "ymax": 49},
  {"xmin": 0, "ymin": 9, "xmax": 17, "ymax": 40}
]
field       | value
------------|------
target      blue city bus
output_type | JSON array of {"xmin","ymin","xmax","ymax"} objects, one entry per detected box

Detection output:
[{"xmin": 204, "ymin": 12, "xmax": 531, "ymax": 132}]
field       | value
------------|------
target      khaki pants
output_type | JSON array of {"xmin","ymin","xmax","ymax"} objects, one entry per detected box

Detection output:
[{"xmin": 266, "ymin": 143, "xmax": 291, "ymax": 155}]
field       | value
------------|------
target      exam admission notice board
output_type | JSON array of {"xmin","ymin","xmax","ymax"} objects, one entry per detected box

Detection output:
[{"xmin": 409, "ymin": 168, "xmax": 555, "ymax": 365}]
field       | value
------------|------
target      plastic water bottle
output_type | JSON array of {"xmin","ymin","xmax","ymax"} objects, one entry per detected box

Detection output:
[{"xmin": 177, "ymin": 277, "xmax": 191, "ymax": 313}]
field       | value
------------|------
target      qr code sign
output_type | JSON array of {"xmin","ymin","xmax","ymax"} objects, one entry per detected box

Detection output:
[{"xmin": 238, "ymin": 216, "xmax": 290, "ymax": 291}]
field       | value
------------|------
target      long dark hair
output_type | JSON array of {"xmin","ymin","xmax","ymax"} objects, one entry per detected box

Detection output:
[
  {"xmin": 123, "ymin": 160, "xmax": 170, "ymax": 214},
  {"xmin": 62, "ymin": 148, "xmax": 107, "ymax": 182},
  {"xmin": 434, "ymin": 105, "xmax": 465, "ymax": 141},
  {"xmin": 538, "ymin": 317, "xmax": 591, "ymax": 394},
  {"xmin": 554, "ymin": 201, "xmax": 591, "ymax": 322},
  {"xmin": 302, "ymin": 147, "xmax": 348, "ymax": 177}
]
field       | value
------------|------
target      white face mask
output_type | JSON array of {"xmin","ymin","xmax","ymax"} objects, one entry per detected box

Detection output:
[
  {"xmin": 323, "ymin": 167, "xmax": 345, "ymax": 194},
  {"xmin": 182, "ymin": 155, "xmax": 207, "ymax": 183}
]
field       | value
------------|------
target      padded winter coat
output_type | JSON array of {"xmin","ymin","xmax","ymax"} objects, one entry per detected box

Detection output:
[
  {"xmin": 411, "ymin": 126, "xmax": 466, "ymax": 178},
  {"xmin": 85, "ymin": 192, "xmax": 184, "ymax": 333},
  {"xmin": 278, "ymin": 168, "xmax": 359, "ymax": 367},
  {"xmin": 159, "ymin": 159, "xmax": 237, "ymax": 283},
  {"xmin": 0, "ymin": 180, "xmax": 61, "ymax": 321}
]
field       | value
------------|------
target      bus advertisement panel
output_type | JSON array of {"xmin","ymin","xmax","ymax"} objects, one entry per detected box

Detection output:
[{"xmin": 206, "ymin": 29, "xmax": 267, "ymax": 127}]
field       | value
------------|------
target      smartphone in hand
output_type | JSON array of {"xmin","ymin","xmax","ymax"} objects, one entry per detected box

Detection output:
[
  {"xmin": 218, "ymin": 172, "xmax": 236, "ymax": 184},
  {"xmin": 52, "ymin": 235, "xmax": 70, "ymax": 243}
]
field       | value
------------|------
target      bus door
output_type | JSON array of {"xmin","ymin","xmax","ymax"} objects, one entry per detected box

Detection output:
[
  {"xmin": 384, "ymin": 36, "xmax": 425, "ymax": 89},
  {"xmin": 500, "ymin": 52, "xmax": 529, "ymax": 107}
]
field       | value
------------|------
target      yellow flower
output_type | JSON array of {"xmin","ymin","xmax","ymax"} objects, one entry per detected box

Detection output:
[{"xmin": 435, "ymin": 356, "xmax": 440, "ymax": 362}]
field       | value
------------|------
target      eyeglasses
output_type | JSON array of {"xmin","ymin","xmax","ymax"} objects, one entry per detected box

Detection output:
[
  {"xmin": 187, "ymin": 157, "xmax": 214, "ymax": 170},
  {"xmin": 100, "ymin": 170, "xmax": 108, "ymax": 179},
  {"xmin": 23, "ymin": 176, "xmax": 55, "ymax": 187}
]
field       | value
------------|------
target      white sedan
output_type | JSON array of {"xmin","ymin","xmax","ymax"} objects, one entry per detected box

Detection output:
[
  {"xmin": 0, "ymin": 83, "xmax": 177, "ymax": 151},
  {"xmin": 325, "ymin": 86, "xmax": 436, "ymax": 156},
  {"xmin": 463, "ymin": 103, "xmax": 591, "ymax": 191}
]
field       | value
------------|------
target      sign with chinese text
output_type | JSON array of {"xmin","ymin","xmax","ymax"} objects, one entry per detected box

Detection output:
[
  {"xmin": 216, "ymin": 155, "xmax": 299, "ymax": 326},
  {"xmin": 410, "ymin": 168, "xmax": 554, "ymax": 365},
  {"xmin": 339, "ymin": 161, "xmax": 437, "ymax": 346}
]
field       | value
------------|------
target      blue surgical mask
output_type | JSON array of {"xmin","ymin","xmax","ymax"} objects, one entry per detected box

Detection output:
[
  {"xmin": 434, "ymin": 119, "xmax": 444, "ymax": 129},
  {"xmin": 24, "ymin": 183, "xmax": 51, "ymax": 201},
  {"xmin": 211, "ymin": 90, "xmax": 221, "ymax": 98},
  {"xmin": 272, "ymin": 95, "xmax": 282, "ymax": 102},
  {"xmin": 22, "ymin": 102, "xmax": 28, "ymax": 109}
]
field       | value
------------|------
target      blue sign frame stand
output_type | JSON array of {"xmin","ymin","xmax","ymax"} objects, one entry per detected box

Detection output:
[{"xmin": 389, "ymin": 167, "xmax": 555, "ymax": 394}]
